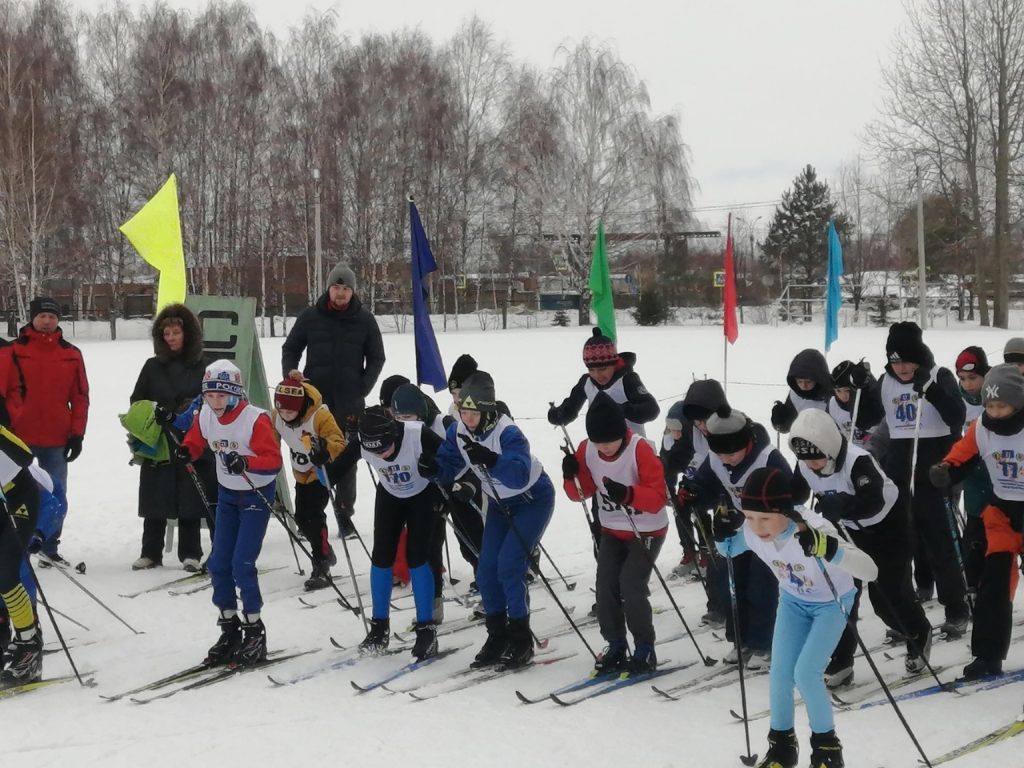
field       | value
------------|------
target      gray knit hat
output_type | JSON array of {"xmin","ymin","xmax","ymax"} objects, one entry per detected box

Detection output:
[
  {"xmin": 327, "ymin": 263, "xmax": 357, "ymax": 291},
  {"xmin": 983, "ymin": 364, "xmax": 1024, "ymax": 411},
  {"xmin": 706, "ymin": 409, "xmax": 752, "ymax": 454},
  {"xmin": 1003, "ymin": 337, "xmax": 1024, "ymax": 364}
]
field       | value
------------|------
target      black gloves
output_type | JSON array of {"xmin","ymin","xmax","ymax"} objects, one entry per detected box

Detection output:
[
  {"xmin": 547, "ymin": 405, "xmax": 565, "ymax": 426},
  {"xmin": 417, "ymin": 452, "xmax": 439, "ymax": 479},
  {"xmin": 562, "ymin": 452, "xmax": 580, "ymax": 481},
  {"xmin": 64, "ymin": 436, "xmax": 83, "ymax": 463},
  {"xmin": 27, "ymin": 530, "xmax": 43, "ymax": 555},
  {"xmin": 929, "ymin": 462, "xmax": 952, "ymax": 489},
  {"xmin": 153, "ymin": 404, "xmax": 175, "ymax": 424},
  {"xmin": 174, "ymin": 444, "xmax": 193, "ymax": 463},
  {"xmin": 460, "ymin": 436, "xmax": 498, "ymax": 469},
  {"xmin": 603, "ymin": 478, "xmax": 634, "ymax": 508},
  {"xmin": 911, "ymin": 367, "xmax": 933, "ymax": 396},
  {"xmin": 848, "ymin": 361, "xmax": 870, "ymax": 389},
  {"xmin": 770, "ymin": 401, "xmax": 788, "ymax": 432},
  {"xmin": 712, "ymin": 506, "xmax": 745, "ymax": 542},
  {"xmin": 797, "ymin": 526, "xmax": 840, "ymax": 561},
  {"xmin": 223, "ymin": 451, "xmax": 248, "ymax": 475},
  {"xmin": 308, "ymin": 437, "xmax": 330, "ymax": 467},
  {"xmin": 814, "ymin": 493, "xmax": 852, "ymax": 523},
  {"xmin": 451, "ymin": 479, "xmax": 477, "ymax": 504},
  {"xmin": 676, "ymin": 479, "xmax": 700, "ymax": 508}
]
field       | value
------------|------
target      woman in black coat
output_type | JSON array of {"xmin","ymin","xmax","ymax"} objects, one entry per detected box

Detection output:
[{"xmin": 129, "ymin": 304, "xmax": 216, "ymax": 571}]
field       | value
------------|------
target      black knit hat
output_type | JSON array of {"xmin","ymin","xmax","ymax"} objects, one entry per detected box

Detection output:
[
  {"xmin": 740, "ymin": 466, "xmax": 794, "ymax": 516},
  {"xmin": 582, "ymin": 327, "xmax": 618, "ymax": 369},
  {"xmin": 359, "ymin": 405, "xmax": 398, "ymax": 453},
  {"xmin": 458, "ymin": 371, "xmax": 498, "ymax": 412},
  {"xmin": 586, "ymin": 392, "xmax": 627, "ymax": 443},
  {"xmin": 29, "ymin": 296, "xmax": 60, "ymax": 321},
  {"xmin": 379, "ymin": 375, "xmax": 411, "ymax": 408},
  {"xmin": 448, "ymin": 354, "xmax": 479, "ymax": 391},
  {"xmin": 886, "ymin": 321, "xmax": 930, "ymax": 367}
]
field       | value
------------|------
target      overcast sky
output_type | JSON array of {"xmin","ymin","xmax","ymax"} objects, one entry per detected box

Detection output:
[{"xmin": 72, "ymin": 0, "xmax": 909, "ymax": 233}]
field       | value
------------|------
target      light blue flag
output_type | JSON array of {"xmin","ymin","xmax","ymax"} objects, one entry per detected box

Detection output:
[{"xmin": 825, "ymin": 220, "xmax": 843, "ymax": 352}]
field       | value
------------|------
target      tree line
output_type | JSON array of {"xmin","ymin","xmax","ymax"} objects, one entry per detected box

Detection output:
[{"xmin": 0, "ymin": 0, "xmax": 694, "ymax": 323}]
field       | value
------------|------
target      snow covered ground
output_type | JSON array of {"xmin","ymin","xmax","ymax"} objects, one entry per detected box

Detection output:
[{"xmin": 7, "ymin": 321, "xmax": 1024, "ymax": 767}]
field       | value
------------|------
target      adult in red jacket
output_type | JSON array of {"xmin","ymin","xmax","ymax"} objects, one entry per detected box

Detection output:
[{"xmin": 6, "ymin": 297, "xmax": 89, "ymax": 563}]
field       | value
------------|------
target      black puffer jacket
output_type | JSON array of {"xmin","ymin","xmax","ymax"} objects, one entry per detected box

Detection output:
[
  {"xmin": 129, "ymin": 304, "xmax": 215, "ymax": 521},
  {"xmin": 281, "ymin": 293, "xmax": 386, "ymax": 420}
]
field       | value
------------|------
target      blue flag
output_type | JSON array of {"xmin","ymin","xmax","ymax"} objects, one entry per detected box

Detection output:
[
  {"xmin": 410, "ymin": 201, "xmax": 447, "ymax": 391},
  {"xmin": 825, "ymin": 220, "xmax": 843, "ymax": 352}
]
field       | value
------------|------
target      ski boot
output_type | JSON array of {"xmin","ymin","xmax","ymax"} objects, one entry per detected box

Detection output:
[
  {"xmin": 962, "ymin": 656, "xmax": 1002, "ymax": 680},
  {"xmin": 181, "ymin": 558, "xmax": 202, "ymax": 573},
  {"xmin": 754, "ymin": 728, "xmax": 798, "ymax": 768},
  {"xmin": 205, "ymin": 611, "xmax": 242, "ymax": 665},
  {"xmin": 304, "ymin": 561, "xmax": 333, "ymax": 592},
  {"xmin": 411, "ymin": 622, "xmax": 438, "ymax": 661},
  {"xmin": 905, "ymin": 631, "xmax": 932, "ymax": 674},
  {"xmin": 808, "ymin": 730, "xmax": 844, "ymax": 768},
  {"xmin": 940, "ymin": 614, "xmax": 969, "ymax": 640},
  {"xmin": 593, "ymin": 640, "xmax": 629, "ymax": 675},
  {"xmin": 233, "ymin": 614, "xmax": 267, "ymax": 667},
  {"xmin": 628, "ymin": 643, "xmax": 657, "ymax": 674},
  {"xmin": 1, "ymin": 624, "xmax": 43, "ymax": 684},
  {"xmin": 359, "ymin": 618, "xmax": 390, "ymax": 655},
  {"xmin": 670, "ymin": 553, "xmax": 695, "ymax": 580},
  {"xmin": 471, "ymin": 613, "xmax": 508, "ymax": 668},
  {"xmin": 824, "ymin": 657, "xmax": 854, "ymax": 689},
  {"xmin": 499, "ymin": 616, "xmax": 534, "ymax": 669},
  {"xmin": 746, "ymin": 649, "xmax": 771, "ymax": 670},
  {"xmin": 132, "ymin": 556, "xmax": 160, "ymax": 570}
]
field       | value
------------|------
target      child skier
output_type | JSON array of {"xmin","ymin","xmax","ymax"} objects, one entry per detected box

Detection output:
[
  {"xmin": 770, "ymin": 349, "xmax": 833, "ymax": 434},
  {"xmin": 953, "ymin": 346, "xmax": 994, "ymax": 591},
  {"xmin": 1003, "ymin": 337, "xmax": 1024, "ymax": 374},
  {"xmin": 717, "ymin": 466, "xmax": 877, "ymax": 768},
  {"xmin": 354, "ymin": 405, "xmax": 444, "ymax": 660},
  {"xmin": 678, "ymin": 408, "xmax": 785, "ymax": 667},
  {"xmin": 0, "ymin": 426, "xmax": 43, "ymax": 684},
  {"xmin": 788, "ymin": 408, "xmax": 930, "ymax": 683},
  {"xmin": 563, "ymin": 393, "xmax": 668, "ymax": 672},
  {"xmin": 867, "ymin": 322, "xmax": 968, "ymax": 636},
  {"xmin": 826, "ymin": 360, "xmax": 884, "ymax": 452},
  {"xmin": 271, "ymin": 374, "xmax": 346, "ymax": 591},
  {"xmin": 930, "ymin": 364, "xmax": 1024, "ymax": 679},
  {"xmin": 421, "ymin": 371, "xmax": 554, "ymax": 669},
  {"xmin": 178, "ymin": 360, "xmax": 282, "ymax": 667},
  {"xmin": 547, "ymin": 327, "xmax": 660, "ymax": 437}
]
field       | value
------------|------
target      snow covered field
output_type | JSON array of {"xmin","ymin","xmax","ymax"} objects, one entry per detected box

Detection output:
[{"xmin": 8, "ymin": 321, "xmax": 1024, "ymax": 768}]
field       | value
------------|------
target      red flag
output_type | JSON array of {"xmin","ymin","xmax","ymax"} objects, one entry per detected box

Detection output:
[{"xmin": 723, "ymin": 213, "xmax": 738, "ymax": 344}]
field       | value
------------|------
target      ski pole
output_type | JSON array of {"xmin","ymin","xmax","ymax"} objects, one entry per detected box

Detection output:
[
  {"xmin": 161, "ymin": 424, "xmax": 216, "ymax": 531},
  {"xmin": 442, "ymin": 525, "xmax": 459, "ymax": 586},
  {"xmin": 666, "ymin": 483, "xmax": 713, "ymax": 601},
  {"xmin": 549, "ymin": 403, "xmax": 600, "ymax": 558},
  {"xmin": 942, "ymin": 493, "xmax": 974, "ymax": 616},
  {"xmin": 40, "ymin": 553, "xmax": 144, "ymax": 635},
  {"xmin": 909, "ymin": 391, "xmax": 924, "ymax": 497},
  {"xmin": 235, "ymin": 467, "xmax": 362, "ymax": 620},
  {"xmin": 809, "ymin": 549, "xmax": 934, "ymax": 767},
  {"xmin": 723, "ymin": 546, "xmax": 758, "ymax": 767},
  {"xmin": 43, "ymin": 602, "xmax": 90, "ymax": 632},
  {"xmin": 621, "ymin": 502, "xmax": 716, "ymax": 667},
  {"xmin": 848, "ymin": 386, "xmax": 862, "ymax": 444},
  {"xmin": 475, "ymin": 467, "xmax": 596, "ymax": 660},
  {"xmin": 322, "ymin": 472, "xmax": 368, "ymax": 635},
  {"xmin": 0, "ymin": 491, "xmax": 88, "ymax": 686}
]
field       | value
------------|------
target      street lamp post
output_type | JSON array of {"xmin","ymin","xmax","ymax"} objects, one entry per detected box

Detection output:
[{"xmin": 313, "ymin": 168, "xmax": 322, "ymax": 297}]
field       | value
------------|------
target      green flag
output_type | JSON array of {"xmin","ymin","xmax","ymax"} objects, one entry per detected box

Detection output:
[{"xmin": 589, "ymin": 220, "xmax": 617, "ymax": 341}]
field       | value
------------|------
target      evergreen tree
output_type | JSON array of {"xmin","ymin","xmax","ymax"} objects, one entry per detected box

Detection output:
[
  {"xmin": 762, "ymin": 165, "xmax": 850, "ymax": 288},
  {"xmin": 631, "ymin": 290, "xmax": 672, "ymax": 326},
  {"xmin": 552, "ymin": 308, "xmax": 571, "ymax": 327}
]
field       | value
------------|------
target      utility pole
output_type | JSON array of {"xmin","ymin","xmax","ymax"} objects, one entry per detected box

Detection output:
[
  {"xmin": 313, "ymin": 168, "xmax": 322, "ymax": 297},
  {"xmin": 916, "ymin": 164, "xmax": 927, "ymax": 328}
]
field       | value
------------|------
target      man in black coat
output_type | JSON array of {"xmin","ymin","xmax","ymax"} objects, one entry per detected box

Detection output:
[{"xmin": 282, "ymin": 264, "xmax": 386, "ymax": 537}]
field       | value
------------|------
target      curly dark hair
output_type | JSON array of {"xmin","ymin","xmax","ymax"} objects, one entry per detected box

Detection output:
[{"xmin": 151, "ymin": 303, "xmax": 203, "ymax": 365}]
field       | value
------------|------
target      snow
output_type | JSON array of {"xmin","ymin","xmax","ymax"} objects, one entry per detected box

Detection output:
[{"xmin": 7, "ymin": 321, "xmax": 1023, "ymax": 767}]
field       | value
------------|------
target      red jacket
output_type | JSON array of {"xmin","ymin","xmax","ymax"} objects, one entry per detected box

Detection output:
[
  {"xmin": 6, "ymin": 326, "xmax": 89, "ymax": 447},
  {"xmin": 182, "ymin": 399, "xmax": 282, "ymax": 476}
]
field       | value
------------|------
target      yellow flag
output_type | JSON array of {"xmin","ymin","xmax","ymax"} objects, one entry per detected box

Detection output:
[{"xmin": 120, "ymin": 174, "xmax": 187, "ymax": 310}]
